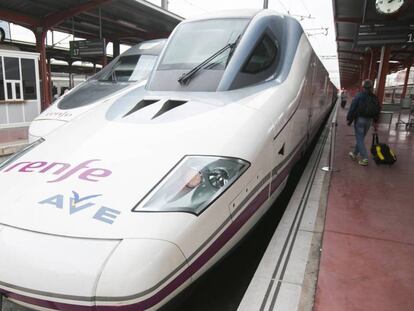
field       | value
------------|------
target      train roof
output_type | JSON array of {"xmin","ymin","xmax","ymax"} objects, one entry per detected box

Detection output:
[
  {"xmin": 121, "ymin": 39, "xmax": 167, "ymax": 57},
  {"xmin": 183, "ymin": 9, "xmax": 261, "ymax": 22}
]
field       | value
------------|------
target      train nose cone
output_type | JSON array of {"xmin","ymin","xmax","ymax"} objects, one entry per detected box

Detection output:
[
  {"xmin": 95, "ymin": 239, "xmax": 189, "ymax": 310},
  {"xmin": 0, "ymin": 225, "xmax": 188, "ymax": 311},
  {"xmin": 0, "ymin": 225, "xmax": 119, "ymax": 310}
]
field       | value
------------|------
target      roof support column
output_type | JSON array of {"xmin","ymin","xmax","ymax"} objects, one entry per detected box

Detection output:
[
  {"xmin": 113, "ymin": 39, "xmax": 120, "ymax": 58},
  {"xmin": 47, "ymin": 57, "xmax": 52, "ymax": 102},
  {"xmin": 68, "ymin": 60, "xmax": 74, "ymax": 89},
  {"xmin": 34, "ymin": 27, "xmax": 51, "ymax": 111},
  {"xmin": 362, "ymin": 54, "xmax": 370, "ymax": 80},
  {"xmin": 368, "ymin": 48, "xmax": 379, "ymax": 82},
  {"xmin": 102, "ymin": 39, "xmax": 108, "ymax": 67},
  {"xmin": 101, "ymin": 54, "xmax": 107, "ymax": 67},
  {"xmin": 375, "ymin": 46, "xmax": 390, "ymax": 104},
  {"xmin": 401, "ymin": 63, "xmax": 412, "ymax": 100}
]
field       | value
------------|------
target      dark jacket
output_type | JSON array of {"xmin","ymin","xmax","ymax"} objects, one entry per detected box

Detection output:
[{"xmin": 346, "ymin": 90, "xmax": 379, "ymax": 124}]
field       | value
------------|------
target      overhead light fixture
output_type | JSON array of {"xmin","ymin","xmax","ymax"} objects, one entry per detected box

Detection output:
[
  {"xmin": 79, "ymin": 21, "xmax": 101, "ymax": 30},
  {"xmin": 376, "ymin": 60, "xmax": 400, "ymax": 63},
  {"xmin": 117, "ymin": 20, "xmax": 147, "ymax": 32}
]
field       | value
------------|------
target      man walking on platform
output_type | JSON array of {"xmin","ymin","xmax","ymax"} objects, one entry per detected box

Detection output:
[
  {"xmin": 346, "ymin": 79, "xmax": 381, "ymax": 166},
  {"xmin": 340, "ymin": 89, "xmax": 347, "ymax": 108}
]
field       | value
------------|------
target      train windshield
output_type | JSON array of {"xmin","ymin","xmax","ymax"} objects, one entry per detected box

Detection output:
[
  {"xmin": 159, "ymin": 19, "xmax": 249, "ymax": 71},
  {"xmin": 95, "ymin": 54, "xmax": 157, "ymax": 82},
  {"xmin": 57, "ymin": 54, "xmax": 157, "ymax": 110}
]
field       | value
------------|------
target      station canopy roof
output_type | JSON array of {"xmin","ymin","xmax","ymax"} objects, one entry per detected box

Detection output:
[
  {"xmin": 0, "ymin": 0, "xmax": 182, "ymax": 58},
  {"xmin": 333, "ymin": 0, "xmax": 414, "ymax": 88}
]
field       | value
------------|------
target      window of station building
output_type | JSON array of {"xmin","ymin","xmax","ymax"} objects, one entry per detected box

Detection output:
[
  {"xmin": 242, "ymin": 34, "xmax": 278, "ymax": 74},
  {"xmin": 6, "ymin": 83, "xmax": 12, "ymax": 99},
  {"xmin": 16, "ymin": 83, "xmax": 21, "ymax": 99},
  {"xmin": 0, "ymin": 56, "xmax": 37, "ymax": 101},
  {"xmin": 4, "ymin": 57, "xmax": 20, "ymax": 80},
  {"xmin": 0, "ymin": 58, "xmax": 4, "ymax": 100},
  {"xmin": 21, "ymin": 58, "xmax": 37, "ymax": 100}
]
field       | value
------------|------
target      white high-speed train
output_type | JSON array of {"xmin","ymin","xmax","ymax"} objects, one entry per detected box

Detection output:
[
  {"xmin": 29, "ymin": 39, "xmax": 166, "ymax": 141},
  {"xmin": 0, "ymin": 10, "xmax": 336, "ymax": 311}
]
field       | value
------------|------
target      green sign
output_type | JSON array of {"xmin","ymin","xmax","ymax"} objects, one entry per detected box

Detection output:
[{"xmin": 70, "ymin": 39, "xmax": 106, "ymax": 57}]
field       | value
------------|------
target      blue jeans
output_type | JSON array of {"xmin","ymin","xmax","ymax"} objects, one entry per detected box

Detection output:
[{"xmin": 353, "ymin": 117, "xmax": 371, "ymax": 159}]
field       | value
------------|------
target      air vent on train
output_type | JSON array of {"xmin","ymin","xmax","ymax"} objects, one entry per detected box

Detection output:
[
  {"xmin": 278, "ymin": 143, "xmax": 285, "ymax": 155},
  {"xmin": 123, "ymin": 99, "xmax": 159, "ymax": 117},
  {"xmin": 152, "ymin": 100, "xmax": 187, "ymax": 119}
]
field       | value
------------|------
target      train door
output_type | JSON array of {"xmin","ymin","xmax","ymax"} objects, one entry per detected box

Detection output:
[{"xmin": 270, "ymin": 56, "xmax": 315, "ymax": 198}]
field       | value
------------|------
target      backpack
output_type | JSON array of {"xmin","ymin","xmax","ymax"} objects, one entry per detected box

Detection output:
[
  {"xmin": 357, "ymin": 94, "xmax": 381, "ymax": 118},
  {"xmin": 370, "ymin": 133, "xmax": 396, "ymax": 165}
]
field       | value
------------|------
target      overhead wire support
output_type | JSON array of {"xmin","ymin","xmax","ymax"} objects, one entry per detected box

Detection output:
[
  {"xmin": 306, "ymin": 27, "xmax": 329, "ymax": 36},
  {"xmin": 274, "ymin": 0, "xmax": 314, "ymax": 20},
  {"xmin": 51, "ymin": 33, "xmax": 72, "ymax": 48},
  {"xmin": 288, "ymin": 13, "xmax": 315, "ymax": 21},
  {"xmin": 99, "ymin": 7, "xmax": 102, "ymax": 40},
  {"xmin": 320, "ymin": 55, "xmax": 338, "ymax": 60}
]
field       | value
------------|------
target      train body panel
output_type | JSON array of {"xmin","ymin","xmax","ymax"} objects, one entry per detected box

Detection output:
[{"xmin": 0, "ymin": 10, "xmax": 336, "ymax": 311}]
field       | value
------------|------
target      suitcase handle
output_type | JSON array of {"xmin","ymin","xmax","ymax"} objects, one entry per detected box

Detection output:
[{"xmin": 372, "ymin": 133, "xmax": 379, "ymax": 146}]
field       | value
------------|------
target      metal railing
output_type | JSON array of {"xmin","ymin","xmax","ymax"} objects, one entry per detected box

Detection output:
[{"xmin": 322, "ymin": 101, "xmax": 340, "ymax": 172}]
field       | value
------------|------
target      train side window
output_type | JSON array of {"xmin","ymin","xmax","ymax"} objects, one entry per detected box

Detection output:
[
  {"xmin": 4, "ymin": 57, "xmax": 20, "ymax": 80},
  {"xmin": 229, "ymin": 33, "xmax": 279, "ymax": 90},
  {"xmin": 242, "ymin": 34, "xmax": 277, "ymax": 74}
]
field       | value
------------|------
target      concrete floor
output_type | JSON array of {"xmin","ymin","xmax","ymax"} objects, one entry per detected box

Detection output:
[
  {"xmin": 0, "ymin": 127, "xmax": 29, "ymax": 157},
  {"xmin": 238, "ymin": 110, "xmax": 332, "ymax": 311},
  {"xmin": 314, "ymin": 107, "xmax": 414, "ymax": 311},
  {"xmin": 0, "ymin": 127, "xmax": 28, "ymax": 145}
]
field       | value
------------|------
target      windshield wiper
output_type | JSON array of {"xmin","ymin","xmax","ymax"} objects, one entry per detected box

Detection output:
[{"xmin": 178, "ymin": 36, "xmax": 240, "ymax": 85}]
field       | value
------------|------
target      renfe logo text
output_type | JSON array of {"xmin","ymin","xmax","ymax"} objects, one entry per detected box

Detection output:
[{"xmin": 2, "ymin": 159, "xmax": 112, "ymax": 183}]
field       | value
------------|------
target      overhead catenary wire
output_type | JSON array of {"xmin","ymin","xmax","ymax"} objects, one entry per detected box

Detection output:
[
  {"xmin": 298, "ymin": 0, "xmax": 311, "ymax": 16},
  {"xmin": 276, "ymin": 0, "xmax": 289, "ymax": 14},
  {"xmin": 171, "ymin": 0, "xmax": 208, "ymax": 12}
]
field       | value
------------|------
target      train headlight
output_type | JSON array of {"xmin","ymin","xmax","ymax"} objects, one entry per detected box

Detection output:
[{"xmin": 132, "ymin": 156, "xmax": 249, "ymax": 215}]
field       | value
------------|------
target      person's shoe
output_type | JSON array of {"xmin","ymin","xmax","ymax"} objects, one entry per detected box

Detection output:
[
  {"xmin": 358, "ymin": 159, "xmax": 368, "ymax": 166},
  {"xmin": 349, "ymin": 152, "xmax": 357, "ymax": 160}
]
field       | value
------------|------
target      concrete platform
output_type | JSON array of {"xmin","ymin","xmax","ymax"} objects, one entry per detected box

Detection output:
[
  {"xmin": 0, "ymin": 127, "xmax": 29, "ymax": 156},
  {"xmin": 314, "ymin": 106, "xmax": 414, "ymax": 311},
  {"xmin": 239, "ymin": 101, "xmax": 414, "ymax": 311},
  {"xmin": 238, "ymin": 106, "xmax": 334, "ymax": 311}
]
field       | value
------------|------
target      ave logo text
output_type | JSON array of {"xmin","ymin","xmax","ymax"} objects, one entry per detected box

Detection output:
[{"xmin": 39, "ymin": 191, "xmax": 121, "ymax": 225}]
